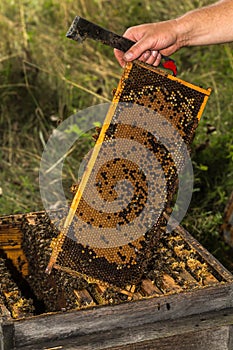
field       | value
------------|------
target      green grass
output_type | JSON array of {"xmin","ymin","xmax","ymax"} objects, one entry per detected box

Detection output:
[{"xmin": 0, "ymin": 0, "xmax": 233, "ymax": 269}]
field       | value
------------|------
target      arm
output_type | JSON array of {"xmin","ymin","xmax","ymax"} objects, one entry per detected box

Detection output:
[{"xmin": 114, "ymin": 0, "xmax": 233, "ymax": 67}]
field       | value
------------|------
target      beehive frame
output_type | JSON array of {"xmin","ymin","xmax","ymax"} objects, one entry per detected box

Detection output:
[{"xmin": 46, "ymin": 61, "xmax": 211, "ymax": 287}]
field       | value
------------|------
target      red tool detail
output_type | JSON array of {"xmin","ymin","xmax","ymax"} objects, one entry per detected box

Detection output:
[{"xmin": 161, "ymin": 58, "xmax": 177, "ymax": 77}]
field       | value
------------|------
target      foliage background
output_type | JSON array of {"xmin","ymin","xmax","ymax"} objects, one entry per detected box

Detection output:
[{"xmin": 0, "ymin": 0, "xmax": 233, "ymax": 269}]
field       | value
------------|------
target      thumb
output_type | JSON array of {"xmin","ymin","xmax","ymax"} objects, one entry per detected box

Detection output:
[{"xmin": 123, "ymin": 38, "xmax": 153, "ymax": 61}]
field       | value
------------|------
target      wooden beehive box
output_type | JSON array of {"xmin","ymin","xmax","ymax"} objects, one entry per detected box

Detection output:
[{"xmin": 1, "ymin": 211, "xmax": 233, "ymax": 350}]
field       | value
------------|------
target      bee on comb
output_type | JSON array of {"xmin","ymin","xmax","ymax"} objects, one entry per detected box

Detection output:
[{"xmin": 46, "ymin": 60, "xmax": 211, "ymax": 288}]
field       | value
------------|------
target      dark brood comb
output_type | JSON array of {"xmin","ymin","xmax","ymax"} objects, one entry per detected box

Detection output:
[{"xmin": 47, "ymin": 61, "xmax": 210, "ymax": 287}]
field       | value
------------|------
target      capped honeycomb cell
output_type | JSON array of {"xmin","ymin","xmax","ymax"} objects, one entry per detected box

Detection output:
[{"xmin": 47, "ymin": 61, "xmax": 211, "ymax": 287}]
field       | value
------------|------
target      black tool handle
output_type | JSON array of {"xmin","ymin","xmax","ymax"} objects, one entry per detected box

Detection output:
[{"xmin": 66, "ymin": 16, "xmax": 135, "ymax": 52}]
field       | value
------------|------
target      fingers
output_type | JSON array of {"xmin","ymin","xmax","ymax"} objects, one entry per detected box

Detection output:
[
  {"xmin": 114, "ymin": 48, "xmax": 126, "ymax": 67},
  {"xmin": 136, "ymin": 51, "xmax": 162, "ymax": 66},
  {"xmin": 123, "ymin": 39, "xmax": 152, "ymax": 62},
  {"xmin": 142, "ymin": 50, "xmax": 151, "ymax": 61},
  {"xmin": 114, "ymin": 48, "xmax": 163, "ymax": 68},
  {"xmin": 153, "ymin": 52, "xmax": 162, "ymax": 66},
  {"xmin": 143, "ymin": 50, "xmax": 161, "ymax": 66}
]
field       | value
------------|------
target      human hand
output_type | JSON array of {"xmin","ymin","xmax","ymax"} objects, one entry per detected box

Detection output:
[{"xmin": 114, "ymin": 20, "xmax": 180, "ymax": 67}]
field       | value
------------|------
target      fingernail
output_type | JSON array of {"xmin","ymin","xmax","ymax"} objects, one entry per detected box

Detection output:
[
  {"xmin": 124, "ymin": 52, "xmax": 133, "ymax": 60},
  {"xmin": 152, "ymin": 50, "xmax": 158, "ymax": 57},
  {"xmin": 143, "ymin": 52, "xmax": 150, "ymax": 60}
]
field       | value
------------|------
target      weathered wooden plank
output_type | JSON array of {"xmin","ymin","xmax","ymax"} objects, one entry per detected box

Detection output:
[
  {"xmin": 0, "ymin": 320, "xmax": 14, "ymax": 350},
  {"xmin": 161, "ymin": 274, "xmax": 183, "ymax": 293},
  {"xmin": 0, "ymin": 305, "xmax": 14, "ymax": 350},
  {"xmin": 227, "ymin": 324, "xmax": 233, "ymax": 350},
  {"xmin": 73, "ymin": 289, "xmax": 96, "ymax": 308},
  {"xmin": 13, "ymin": 283, "xmax": 233, "ymax": 348},
  {"xmin": 140, "ymin": 279, "xmax": 162, "ymax": 296},
  {"xmin": 14, "ymin": 308, "xmax": 233, "ymax": 350},
  {"xmin": 107, "ymin": 327, "xmax": 230, "ymax": 350},
  {"xmin": 177, "ymin": 269, "xmax": 200, "ymax": 288}
]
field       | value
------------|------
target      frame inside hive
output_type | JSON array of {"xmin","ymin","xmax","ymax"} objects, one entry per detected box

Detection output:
[
  {"xmin": 46, "ymin": 60, "xmax": 211, "ymax": 287},
  {"xmin": 0, "ymin": 211, "xmax": 233, "ymax": 318}
]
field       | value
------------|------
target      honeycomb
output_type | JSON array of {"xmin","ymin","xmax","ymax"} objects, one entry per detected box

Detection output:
[
  {"xmin": 47, "ymin": 61, "xmax": 211, "ymax": 287},
  {"xmin": 21, "ymin": 212, "xmax": 89, "ymax": 313},
  {"xmin": 0, "ymin": 255, "xmax": 34, "ymax": 318}
]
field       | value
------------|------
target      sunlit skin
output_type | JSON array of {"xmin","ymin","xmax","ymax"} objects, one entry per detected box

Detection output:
[{"xmin": 114, "ymin": 0, "xmax": 233, "ymax": 67}]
